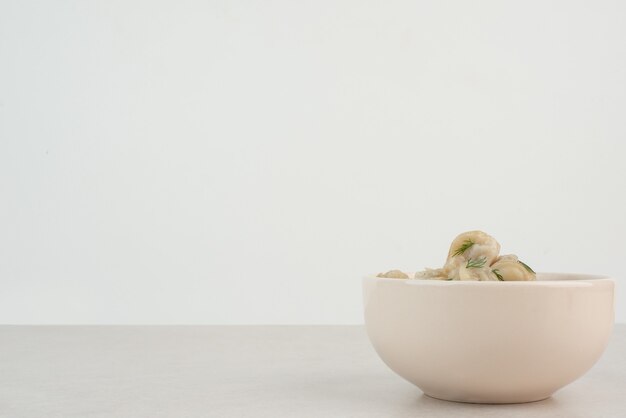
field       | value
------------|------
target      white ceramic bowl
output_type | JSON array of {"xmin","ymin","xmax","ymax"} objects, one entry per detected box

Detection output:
[{"xmin": 363, "ymin": 273, "xmax": 614, "ymax": 404}]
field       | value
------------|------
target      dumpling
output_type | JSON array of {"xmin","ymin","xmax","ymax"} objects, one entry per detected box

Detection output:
[
  {"xmin": 377, "ymin": 270, "xmax": 409, "ymax": 279},
  {"xmin": 443, "ymin": 231, "xmax": 501, "ymax": 280},
  {"xmin": 490, "ymin": 255, "xmax": 536, "ymax": 281}
]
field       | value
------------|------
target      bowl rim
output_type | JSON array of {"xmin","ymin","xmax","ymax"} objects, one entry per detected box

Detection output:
[{"xmin": 365, "ymin": 272, "xmax": 614, "ymax": 287}]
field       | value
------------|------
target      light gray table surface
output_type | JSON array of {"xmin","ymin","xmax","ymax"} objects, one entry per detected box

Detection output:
[{"xmin": 1, "ymin": 325, "xmax": 624, "ymax": 418}]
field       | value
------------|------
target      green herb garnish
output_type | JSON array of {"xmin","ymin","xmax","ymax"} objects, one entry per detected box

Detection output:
[
  {"xmin": 452, "ymin": 239, "xmax": 475, "ymax": 257},
  {"xmin": 518, "ymin": 260, "xmax": 535, "ymax": 273},
  {"xmin": 492, "ymin": 269, "xmax": 504, "ymax": 281},
  {"xmin": 466, "ymin": 257, "xmax": 486, "ymax": 269}
]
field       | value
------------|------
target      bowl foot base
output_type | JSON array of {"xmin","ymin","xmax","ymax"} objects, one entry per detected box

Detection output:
[{"xmin": 423, "ymin": 392, "xmax": 552, "ymax": 405}]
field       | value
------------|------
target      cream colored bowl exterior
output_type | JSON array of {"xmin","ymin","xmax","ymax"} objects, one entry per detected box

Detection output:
[{"xmin": 363, "ymin": 273, "xmax": 615, "ymax": 404}]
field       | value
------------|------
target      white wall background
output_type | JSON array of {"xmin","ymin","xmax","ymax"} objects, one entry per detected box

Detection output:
[{"xmin": 1, "ymin": 0, "xmax": 625, "ymax": 324}]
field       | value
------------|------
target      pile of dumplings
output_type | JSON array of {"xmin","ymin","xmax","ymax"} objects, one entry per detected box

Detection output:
[{"xmin": 377, "ymin": 231, "xmax": 536, "ymax": 281}]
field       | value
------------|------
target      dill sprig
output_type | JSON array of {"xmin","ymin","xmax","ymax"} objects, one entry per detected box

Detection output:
[
  {"xmin": 452, "ymin": 239, "xmax": 475, "ymax": 257},
  {"xmin": 466, "ymin": 257, "xmax": 486, "ymax": 269},
  {"xmin": 492, "ymin": 269, "xmax": 504, "ymax": 281},
  {"xmin": 518, "ymin": 260, "xmax": 535, "ymax": 274}
]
